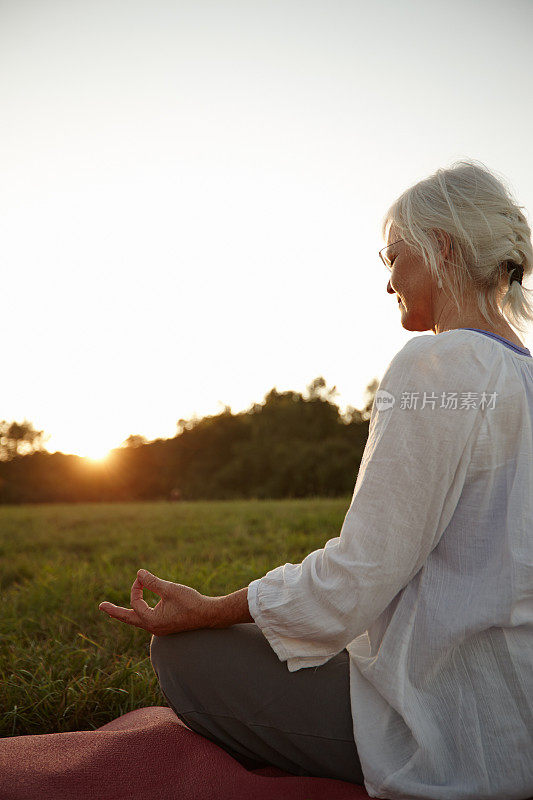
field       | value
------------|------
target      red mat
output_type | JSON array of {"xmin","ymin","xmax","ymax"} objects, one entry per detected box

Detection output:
[{"xmin": 0, "ymin": 706, "xmax": 370, "ymax": 800}]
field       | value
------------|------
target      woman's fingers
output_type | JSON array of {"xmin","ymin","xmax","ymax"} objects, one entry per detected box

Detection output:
[
  {"xmin": 98, "ymin": 601, "xmax": 145, "ymax": 629},
  {"xmin": 99, "ymin": 570, "xmax": 178, "ymax": 633},
  {"xmin": 130, "ymin": 576, "xmax": 151, "ymax": 616},
  {"xmin": 137, "ymin": 569, "xmax": 167, "ymax": 595}
]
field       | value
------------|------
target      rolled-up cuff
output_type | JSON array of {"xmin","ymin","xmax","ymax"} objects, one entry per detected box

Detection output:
[{"xmin": 247, "ymin": 579, "xmax": 336, "ymax": 672}]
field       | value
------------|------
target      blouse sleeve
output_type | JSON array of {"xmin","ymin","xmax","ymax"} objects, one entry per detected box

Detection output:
[{"xmin": 247, "ymin": 335, "xmax": 490, "ymax": 671}]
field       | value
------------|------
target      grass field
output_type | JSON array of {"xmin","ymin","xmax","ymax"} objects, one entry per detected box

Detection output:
[{"xmin": 0, "ymin": 497, "xmax": 352, "ymax": 737}]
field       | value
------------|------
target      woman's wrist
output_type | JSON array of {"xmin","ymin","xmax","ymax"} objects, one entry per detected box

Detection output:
[{"xmin": 205, "ymin": 587, "xmax": 254, "ymax": 629}]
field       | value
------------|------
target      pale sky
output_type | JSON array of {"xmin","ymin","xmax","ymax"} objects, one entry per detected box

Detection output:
[{"xmin": 1, "ymin": 0, "xmax": 532, "ymax": 458}]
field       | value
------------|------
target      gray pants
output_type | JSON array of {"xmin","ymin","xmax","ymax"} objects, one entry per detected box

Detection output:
[{"xmin": 150, "ymin": 622, "xmax": 364, "ymax": 785}]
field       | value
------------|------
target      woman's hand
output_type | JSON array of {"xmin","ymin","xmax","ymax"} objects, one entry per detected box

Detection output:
[{"xmin": 99, "ymin": 569, "xmax": 215, "ymax": 636}]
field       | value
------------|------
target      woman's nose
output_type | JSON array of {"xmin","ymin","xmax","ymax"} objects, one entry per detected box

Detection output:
[{"xmin": 386, "ymin": 279, "xmax": 395, "ymax": 295}]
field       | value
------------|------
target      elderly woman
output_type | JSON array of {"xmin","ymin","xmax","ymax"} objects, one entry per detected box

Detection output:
[{"xmin": 100, "ymin": 160, "xmax": 533, "ymax": 800}]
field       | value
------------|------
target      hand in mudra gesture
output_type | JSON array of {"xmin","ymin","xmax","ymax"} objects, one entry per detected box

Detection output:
[{"xmin": 99, "ymin": 569, "xmax": 214, "ymax": 636}]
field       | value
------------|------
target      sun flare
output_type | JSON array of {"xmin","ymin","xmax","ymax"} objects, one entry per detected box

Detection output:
[
  {"xmin": 85, "ymin": 449, "xmax": 111, "ymax": 463},
  {"xmin": 70, "ymin": 438, "xmax": 114, "ymax": 462}
]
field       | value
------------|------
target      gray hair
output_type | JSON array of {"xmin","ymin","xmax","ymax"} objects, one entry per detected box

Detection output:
[{"xmin": 381, "ymin": 159, "xmax": 533, "ymax": 332}]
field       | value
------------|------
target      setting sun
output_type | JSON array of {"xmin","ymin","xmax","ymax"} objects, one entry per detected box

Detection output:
[
  {"xmin": 85, "ymin": 449, "xmax": 112, "ymax": 463},
  {"xmin": 58, "ymin": 436, "xmax": 114, "ymax": 461}
]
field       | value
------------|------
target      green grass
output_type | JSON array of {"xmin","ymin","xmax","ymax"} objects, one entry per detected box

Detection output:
[{"xmin": 0, "ymin": 498, "xmax": 351, "ymax": 736}]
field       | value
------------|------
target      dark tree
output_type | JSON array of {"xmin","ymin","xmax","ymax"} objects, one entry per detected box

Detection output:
[{"xmin": 122, "ymin": 434, "xmax": 148, "ymax": 448}]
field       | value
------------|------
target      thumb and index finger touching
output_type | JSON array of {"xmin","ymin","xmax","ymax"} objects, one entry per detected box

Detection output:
[
  {"xmin": 99, "ymin": 569, "xmax": 167, "ymax": 627},
  {"xmin": 130, "ymin": 569, "xmax": 166, "ymax": 615}
]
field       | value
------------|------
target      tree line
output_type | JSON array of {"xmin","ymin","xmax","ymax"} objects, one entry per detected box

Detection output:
[{"xmin": 0, "ymin": 377, "xmax": 377, "ymax": 503}]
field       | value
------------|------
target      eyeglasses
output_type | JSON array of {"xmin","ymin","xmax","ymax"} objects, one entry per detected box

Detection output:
[{"xmin": 379, "ymin": 238, "xmax": 404, "ymax": 271}]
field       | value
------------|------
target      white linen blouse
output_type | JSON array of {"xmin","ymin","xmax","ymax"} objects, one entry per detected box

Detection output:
[{"xmin": 247, "ymin": 328, "xmax": 533, "ymax": 800}]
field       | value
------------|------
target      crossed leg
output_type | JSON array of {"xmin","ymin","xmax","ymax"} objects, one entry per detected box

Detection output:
[{"xmin": 150, "ymin": 622, "xmax": 364, "ymax": 784}]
